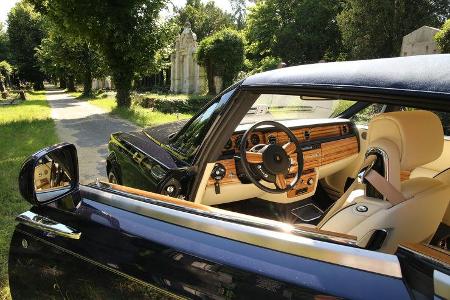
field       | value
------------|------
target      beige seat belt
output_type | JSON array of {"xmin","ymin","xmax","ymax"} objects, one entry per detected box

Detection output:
[
  {"xmin": 364, "ymin": 169, "xmax": 406, "ymax": 206},
  {"xmin": 318, "ymin": 155, "xmax": 406, "ymax": 228}
]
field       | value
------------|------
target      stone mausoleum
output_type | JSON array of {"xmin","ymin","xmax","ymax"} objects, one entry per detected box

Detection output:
[
  {"xmin": 401, "ymin": 25, "xmax": 441, "ymax": 57},
  {"xmin": 170, "ymin": 23, "xmax": 207, "ymax": 94}
]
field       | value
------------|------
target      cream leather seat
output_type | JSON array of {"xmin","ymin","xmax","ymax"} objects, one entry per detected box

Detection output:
[{"xmin": 318, "ymin": 110, "xmax": 450, "ymax": 253}]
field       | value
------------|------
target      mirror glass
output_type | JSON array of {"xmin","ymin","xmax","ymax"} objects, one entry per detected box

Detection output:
[{"xmin": 34, "ymin": 147, "xmax": 76, "ymax": 203}]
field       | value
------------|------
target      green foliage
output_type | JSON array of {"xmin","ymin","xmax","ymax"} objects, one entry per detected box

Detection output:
[
  {"xmin": 337, "ymin": 0, "xmax": 450, "ymax": 59},
  {"xmin": 245, "ymin": 55, "xmax": 282, "ymax": 75},
  {"xmin": 0, "ymin": 61, "xmax": 12, "ymax": 77},
  {"xmin": 436, "ymin": 19, "xmax": 450, "ymax": 53},
  {"xmin": 175, "ymin": 0, "xmax": 235, "ymax": 42},
  {"xmin": 245, "ymin": 0, "xmax": 342, "ymax": 70},
  {"xmin": 230, "ymin": 0, "xmax": 247, "ymax": 29},
  {"xmin": 134, "ymin": 93, "xmax": 211, "ymax": 114},
  {"xmin": 197, "ymin": 28, "xmax": 244, "ymax": 94},
  {"xmin": 140, "ymin": 18, "xmax": 181, "ymax": 77},
  {"xmin": 0, "ymin": 24, "xmax": 9, "ymax": 62},
  {"xmin": 7, "ymin": 1, "xmax": 46, "ymax": 90},
  {"xmin": 36, "ymin": 24, "xmax": 108, "ymax": 95},
  {"xmin": 88, "ymin": 97, "xmax": 192, "ymax": 127},
  {"xmin": 0, "ymin": 61, "xmax": 13, "ymax": 90},
  {"xmin": 31, "ymin": 0, "xmax": 167, "ymax": 107}
]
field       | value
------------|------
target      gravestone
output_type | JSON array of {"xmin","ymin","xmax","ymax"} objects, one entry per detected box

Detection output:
[
  {"xmin": 170, "ymin": 23, "xmax": 207, "ymax": 94},
  {"xmin": 401, "ymin": 26, "xmax": 441, "ymax": 56}
]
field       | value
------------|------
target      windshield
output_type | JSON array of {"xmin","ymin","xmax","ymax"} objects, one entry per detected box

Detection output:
[{"xmin": 240, "ymin": 94, "xmax": 355, "ymax": 125}]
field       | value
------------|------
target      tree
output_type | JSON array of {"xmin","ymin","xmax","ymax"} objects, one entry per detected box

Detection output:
[
  {"xmin": 230, "ymin": 0, "xmax": 247, "ymax": 29},
  {"xmin": 36, "ymin": 25, "xmax": 108, "ymax": 95},
  {"xmin": 0, "ymin": 61, "xmax": 13, "ymax": 92},
  {"xmin": 436, "ymin": 19, "xmax": 450, "ymax": 53},
  {"xmin": 7, "ymin": 1, "xmax": 46, "ymax": 90},
  {"xmin": 197, "ymin": 28, "xmax": 244, "ymax": 94},
  {"xmin": 31, "ymin": 0, "xmax": 166, "ymax": 107},
  {"xmin": 337, "ymin": 0, "xmax": 450, "ymax": 59},
  {"xmin": 175, "ymin": 0, "xmax": 235, "ymax": 42},
  {"xmin": 245, "ymin": 0, "xmax": 342, "ymax": 70},
  {"xmin": 0, "ymin": 23, "xmax": 9, "ymax": 62}
]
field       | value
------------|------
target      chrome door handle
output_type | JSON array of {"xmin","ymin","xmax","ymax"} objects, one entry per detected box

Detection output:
[{"xmin": 16, "ymin": 211, "xmax": 81, "ymax": 240}]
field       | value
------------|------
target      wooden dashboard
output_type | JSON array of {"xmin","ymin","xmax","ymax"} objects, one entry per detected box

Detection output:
[{"xmin": 208, "ymin": 122, "xmax": 359, "ymax": 198}]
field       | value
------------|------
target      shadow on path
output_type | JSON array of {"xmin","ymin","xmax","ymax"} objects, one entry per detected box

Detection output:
[{"xmin": 46, "ymin": 87, "xmax": 139, "ymax": 183}]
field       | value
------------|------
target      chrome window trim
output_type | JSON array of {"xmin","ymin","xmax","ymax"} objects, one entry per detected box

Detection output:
[{"xmin": 81, "ymin": 185, "xmax": 403, "ymax": 278}]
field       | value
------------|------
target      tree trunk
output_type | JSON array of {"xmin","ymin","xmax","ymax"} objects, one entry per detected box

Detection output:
[
  {"xmin": 67, "ymin": 75, "xmax": 76, "ymax": 92},
  {"xmin": 59, "ymin": 77, "xmax": 67, "ymax": 89},
  {"xmin": 206, "ymin": 60, "xmax": 215, "ymax": 95},
  {"xmin": 33, "ymin": 80, "xmax": 45, "ymax": 91},
  {"xmin": 82, "ymin": 71, "xmax": 92, "ymax": 97},
  {"xmin": 114, "ymin": 71, "xmax": 132, "ymax": 108}
]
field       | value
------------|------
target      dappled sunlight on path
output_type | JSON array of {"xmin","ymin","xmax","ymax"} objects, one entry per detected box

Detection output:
[{"xmin": 46, "ymin": 87, "xmax": 139, "ymax": 184}]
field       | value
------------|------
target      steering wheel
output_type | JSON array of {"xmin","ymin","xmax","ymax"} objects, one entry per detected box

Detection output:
[{"xmin": 239, "ymin": 120, "xmax": 303, "ymax": 194}]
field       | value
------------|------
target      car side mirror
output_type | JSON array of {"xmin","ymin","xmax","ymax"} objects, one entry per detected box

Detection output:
[{"xmin": 18, "ymin": 143, "xmax": 79, "ymax": 206}]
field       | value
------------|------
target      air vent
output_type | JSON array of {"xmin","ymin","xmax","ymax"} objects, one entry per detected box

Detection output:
[
  {"xmin": 342, "ymin": 124, "xmax": 348, "ymax": 134},
  {"xmin": 304, "ymin": 130, "xmax": 311, "ymax": 140}
]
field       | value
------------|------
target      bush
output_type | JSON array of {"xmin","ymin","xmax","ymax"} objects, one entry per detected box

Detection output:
[
  {"xmin": 197, "ymin": 28, "xmax": 244, "ymax": 94},
  {"xmin": 436, "ymin": 19, "xmax": 450, "ymax": 53},
  {"xmin": 133, "ymin": 94, "xmax": 212, "ymax": 114}
]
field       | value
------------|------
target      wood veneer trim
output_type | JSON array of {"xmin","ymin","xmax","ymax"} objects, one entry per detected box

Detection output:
[
  {"xmin": 101, "ymin": 181, "xmax": 213, "ymax": 212},
  {"xmin": 295, "ymin": 225, "xmax": 357, "ymax": 241},
  {"xmin": 99, "ymin": 181, "xmax": 355, "ymax": 241},
  {"xmin": 400, "ymin": 242, "xmax": 450, "ymax": 266},
  {"xmin": 103, "ymin": 182, "xmax": 358, "ymax": 246},
  {"xmin": 207, "ymin": 159, "xmax": 239, "ymax": 185}
]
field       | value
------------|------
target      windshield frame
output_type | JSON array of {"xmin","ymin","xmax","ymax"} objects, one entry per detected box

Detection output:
[{"xmin": 168, "ymin": 84, "xmax": 240, "ymax": 163}]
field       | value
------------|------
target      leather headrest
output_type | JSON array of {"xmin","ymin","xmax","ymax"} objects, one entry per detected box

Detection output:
[{"xmin": 368, "ymin": 110, "xmax": 444, "ymax": 170}]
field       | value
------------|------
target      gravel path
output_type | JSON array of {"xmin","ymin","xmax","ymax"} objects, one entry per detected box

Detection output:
[{"xmin": 46, "ymin": 87, "xmax": 138, "ymax": 183}]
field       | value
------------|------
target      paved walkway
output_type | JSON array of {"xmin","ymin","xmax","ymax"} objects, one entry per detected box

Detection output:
[{"xmin": 46, "ymin": 87, "xmax": 138, "ymax": 183}]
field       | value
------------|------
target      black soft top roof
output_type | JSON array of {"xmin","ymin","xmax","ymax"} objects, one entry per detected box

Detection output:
[{"xmin": 242, "ymin": 54, "xmax": 450, "ymax": 99}]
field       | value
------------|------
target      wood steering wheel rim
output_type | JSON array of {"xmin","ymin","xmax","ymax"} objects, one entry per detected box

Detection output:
[{"xmin": 239, "ymin": 120, "xmax": 303, "ymax": 194}]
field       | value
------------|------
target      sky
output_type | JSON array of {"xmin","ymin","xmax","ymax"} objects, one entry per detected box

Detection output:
[
  {"xmin": 0, "ymin": 0, "xmax": 234, "ymax": 27},
  {"xmin": 0, "ymin": 0, "xmax": 20, "ymax": 26}
]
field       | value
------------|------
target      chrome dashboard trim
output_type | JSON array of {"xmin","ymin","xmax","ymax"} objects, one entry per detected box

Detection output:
[{"xmin": 80, "ymin": 185, "xmax": 403, "ymax": 278}]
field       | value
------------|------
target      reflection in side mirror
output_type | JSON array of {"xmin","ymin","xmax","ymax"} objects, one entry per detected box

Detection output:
[
  {"xmin": 34, "ymin": 155, "xmax": 72, "ymax": 202},
  {"xmin": 19, "ymin": 143, "xmax": 79, "ymax": 206}
]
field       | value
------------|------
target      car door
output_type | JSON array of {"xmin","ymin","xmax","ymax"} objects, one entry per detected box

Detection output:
[
  {"xmin": 396, "ymin": 243, "xmax": 450, "ymax": 299},
  {"xmin": 10, "ymin": 186, "xmax": 414, "ymax": 300},
  {"xmin": 10, "ymin": 143, "xmax": 412, "ymax": 299}
]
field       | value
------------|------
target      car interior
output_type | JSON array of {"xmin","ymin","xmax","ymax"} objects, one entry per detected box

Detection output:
[{"xmin": 107, "ymin": 94, "xmax": 450, "ymax": 255}]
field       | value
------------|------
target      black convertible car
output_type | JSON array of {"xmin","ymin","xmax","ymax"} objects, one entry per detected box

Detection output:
[{"xmin": 10, "ymin": 55, "xmax": 450, "ymax": 299}]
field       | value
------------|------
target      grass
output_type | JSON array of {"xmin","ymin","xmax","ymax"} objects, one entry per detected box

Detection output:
[
  {"xmin": 0, "ymin": 90, "xmax": 59, "ymax": 299},
  {"xmin": 88, "ymin": 96, "xmax": 193, "ymax": 128}
]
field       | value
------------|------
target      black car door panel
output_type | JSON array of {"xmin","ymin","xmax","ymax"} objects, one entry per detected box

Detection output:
[{"xmin": 9, "ymin": 185, "xmax": 411, "ymax": 299}]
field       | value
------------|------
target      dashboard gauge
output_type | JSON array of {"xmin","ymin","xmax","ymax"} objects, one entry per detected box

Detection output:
[
  {"xmin": 224, "ymin": 138, "xmax": 233, "ymax": 150},
  {"xmin": 250, "ymin": 133, "xmax": 260, "ymax": 145},
  {"xmin": 235, "ymin": 135, "xmax": 249, "ymax": 149},
  {"xmin": 268, "ymin": 135, "xmax": 277, "ymax": 145}
]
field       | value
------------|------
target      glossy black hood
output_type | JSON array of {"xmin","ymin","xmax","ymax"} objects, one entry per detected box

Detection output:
[
  {"xmin": 143, "ymin": 120, "xmax": 189, "ymax": 145},
  {"xmin": 114, "ymin": 131, "xmax": 183, "ymax": 169}
]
